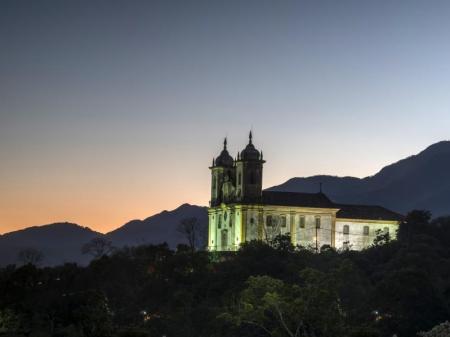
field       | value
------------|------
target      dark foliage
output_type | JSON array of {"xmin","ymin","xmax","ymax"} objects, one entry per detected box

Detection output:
[{"xmin": 1, "ymin": 211, "xmax": 449, "ymax": 337}]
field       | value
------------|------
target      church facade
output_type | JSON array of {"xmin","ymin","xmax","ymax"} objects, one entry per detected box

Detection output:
[{"xmin": 208, "ymin": 133, "xmax": 403, "ymax": 252}]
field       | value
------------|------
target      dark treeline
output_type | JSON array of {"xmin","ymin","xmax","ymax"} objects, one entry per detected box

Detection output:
[{"xmin": 1, "ymin": 211, "xmax": 450, "ymax": 337}]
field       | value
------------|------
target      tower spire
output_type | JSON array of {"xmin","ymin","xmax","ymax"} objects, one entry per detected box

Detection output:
[
  {"xmin": 249, "ymin": 130, "xmax": 253, "ymax": 144},
  {"xmin": 223, "ymin": 137, "xmax": 227, "ymax": 150}
]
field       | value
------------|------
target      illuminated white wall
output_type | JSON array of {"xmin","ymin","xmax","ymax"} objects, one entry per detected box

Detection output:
[
  {"xmin": 335, "ymin": 220, "xmax": 398, "ymax": 250},
  {"xmin": 209, "ymin": 206, "xmax": 400, "ymax": 252},
  {"xmin": 295, "ymin": 214, "xmax": 333, "ymax": 250}
]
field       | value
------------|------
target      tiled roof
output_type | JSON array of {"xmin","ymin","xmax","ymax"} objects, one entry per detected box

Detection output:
[
  {"xmin": 335, "ymin": 204, "xmax": 403, "ymax": 221},
  {"xmin": 261, "ymin": 191, "xmax": 335, "ymax": 208},
  {"xmin": 260, "ymin": 191, "xmax": 403, "ymax": 221}
]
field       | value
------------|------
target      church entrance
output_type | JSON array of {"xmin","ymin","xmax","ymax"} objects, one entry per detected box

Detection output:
[{"xmin": 221, "ymin": 229, "xmax": 228, "ymax": 250}]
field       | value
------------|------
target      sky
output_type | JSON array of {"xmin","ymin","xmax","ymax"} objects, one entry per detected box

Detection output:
[{"xmin": 1, "ymin": 0, "xmax": 450, "ymax": 234}]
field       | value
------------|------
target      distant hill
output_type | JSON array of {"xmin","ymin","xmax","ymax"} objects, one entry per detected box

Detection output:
[
  {"xmin": 0, "ymin": 222, "xmax": 101, "ymax": 266},
  {"xmin": 269, "ymin": 141, "xmax": 450, "ymax": 216},
  {"xmin": 0, "ymin": 204, "xmax": 208, "ymax": 267},
  {"xmin": 106, "ymin": 203, "xmax": 208, "ymax": 248}
]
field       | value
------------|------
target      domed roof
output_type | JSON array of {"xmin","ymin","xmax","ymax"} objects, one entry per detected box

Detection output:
[
  {"xmin": 240, "ymin": 131, "xmax": 262, "ymax": 161},
  {"xmin": 214, "ymin": 138, "xmax": 234, "ymax": 167}
]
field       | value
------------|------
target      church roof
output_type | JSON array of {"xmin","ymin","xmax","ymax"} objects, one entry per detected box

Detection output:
[
  {"xmin": 260, "ymin": 191, "xmax": 403, "ymax": 221},
  {"xmin": 261, "ymin": 191, "xmax": 335, "ymax": 208},
  {"xmin": 214, "ymin": 138, "xmax": 234, "ymax": 167},
  {"xmin": 335, "ymin": 204, "xmax": 404, "ymax": 221},
  {"xmin": 215, "ymin": 149, "xmax": 234, "ymax": 167},
  {"xmin": 240, "ymin": 131, "xmax": 263, "ymax": 161}
]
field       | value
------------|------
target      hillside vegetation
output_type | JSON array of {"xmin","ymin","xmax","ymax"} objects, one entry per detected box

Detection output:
[{"xmin": 0, "ymin": 211, "xmax": 449, "ymax": 337}]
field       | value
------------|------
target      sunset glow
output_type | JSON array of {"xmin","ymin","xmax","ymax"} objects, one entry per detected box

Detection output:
[{"xmin": 2, "ymin": 1, "xmax": 450, "ymax": 234}]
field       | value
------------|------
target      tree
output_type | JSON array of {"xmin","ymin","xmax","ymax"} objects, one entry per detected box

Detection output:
[
  {"xmin": 270, "ymin": 233, "xmax": 295, "ymax": 253},
  {"xmin": 418, "ymin": 321, "xmax": 450, "ymax": 337},
  {"xmin": 17, "ymin": 247, "xmax": 44, "ymax": 265},
  {"xmin": 82, "ymin": 237, "xmax": 115, "ymax": 259},
  {"xmin": 177, "ymin": 217, "xmax": 205, "ymax": 252},
  {"xmin": 372, "ymin": 268, "xmax": 448, "ymax": 337},
  {"xmin": 70, "ymin": 290, "xmax": 114, "ymax": 337},
  {"xmin": 372, "ymin": 229, "xmax": 390, "ymax": 247},
  {"xmin": 221, "ymin": 271, "xmax": 345, "ymax": 337},
  {"xmin": 0, "ymin": 309, "xmax": 20, "ymax": 334},
  {"xmin": 397, "ymin": 210, "xmax": 432, "ymax": 245},
  {"xmin": 220, "ymin": 275, "xmax": 300, "ymax": 337},
  {"xmin": 263, "ymin": 217, "xmax": 282, "ymax": 243}
]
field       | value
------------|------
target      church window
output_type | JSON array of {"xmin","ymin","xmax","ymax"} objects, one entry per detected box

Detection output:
[
  {"xmin": 299, "ymin": 216, "xmax": 305, "ymax": 228},
  {"xmin": 250, "ymin": 218, "xmax": 255, "ymax": 225},
  {"xmin": 250, "ymin": 171, "xmax": 255, "ymax": 184},
  {"xmin": 363, "ymin": 226, "xmax": 369, "ymax": 236},
  {"xmin": 212, "ymin": 176, "xmax": 216, "ymax": 189},
  {"xmin": 281, "ymin": 216, "xmax": 287, "ymax": 228},
  {"xmin": 315, "ymin": 217, "xmax": 321, "ymax": 229},
  {"xmin": 343, "ymin": 225, "xmax": 350, "ymax": 235},
  {"xmin": 266, "ymin": 215, "xmax": 273, "ymax": 227},
  {"xmin": 224, "ymin": 212, "xmax": 227, "ymax": 221},
  {"xmin": 238, "ymin": 173, "xmax": 242, "ymax": 185},
  {"xmin": 218, "ymin": 217, "xmax": 222, "ymax": 229}
]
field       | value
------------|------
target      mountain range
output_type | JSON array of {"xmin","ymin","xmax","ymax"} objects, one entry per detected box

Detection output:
[
  {"xmin": 0, "ymin": 204, "xmax": 208, "ymax": 267},
  {"xmin": 269, "ymin": 141, "xmax": 450, "ymax": 216},
  {"xmin": 1, "ymin": 140, "xmax": 449, "ymax": 266}
]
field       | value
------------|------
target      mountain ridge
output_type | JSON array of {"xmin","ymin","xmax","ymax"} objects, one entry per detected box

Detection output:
[
  {"xmin": 1, "ymin": 140, "xmax": 450, "ymax": 267},
  {"xmin": 269, "ymin": 140, "xmax": 450, "ymax": 215}
]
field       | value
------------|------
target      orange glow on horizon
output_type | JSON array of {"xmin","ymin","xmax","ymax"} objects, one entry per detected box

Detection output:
[
  {"xmin": 0, "ymin": 192, "xmax": 209, "ymax": 235},
  {"xmin": 0, "ymin": 175, "xmax": 210, "ymax": 235}
]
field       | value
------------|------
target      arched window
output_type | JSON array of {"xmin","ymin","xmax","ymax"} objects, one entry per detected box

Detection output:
[
  {"xmin": 238, "ymin": 172, "xmax": 242, "ymax": 185},
  {"xmin": 266, "ymin": 215, "xmax": 273, "ymax": 227}
]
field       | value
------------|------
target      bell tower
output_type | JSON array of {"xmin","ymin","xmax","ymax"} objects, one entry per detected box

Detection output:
[
  {"xmin": 210, "ymin": 138, "xmax": 235, "ymax": 206},
  {"xmin": 235, "ymin": 131, "xmax": 265, "ymax": 203}
]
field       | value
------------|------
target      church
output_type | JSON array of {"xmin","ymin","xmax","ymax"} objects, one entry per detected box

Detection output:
[{"xmin": 208, "ymin": 132, "xmax": 403, "ymax": 252}]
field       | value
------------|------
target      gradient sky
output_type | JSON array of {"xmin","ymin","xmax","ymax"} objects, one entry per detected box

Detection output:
[{"xmin": 1, "ymin": 0, "xmax": 450, "ymax": 234}]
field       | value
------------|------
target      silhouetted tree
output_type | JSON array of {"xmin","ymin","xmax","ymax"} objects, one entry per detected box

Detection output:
[
  {"xmin": 82, "ymin": 237, "xmax": 115, "ymax": 258},
  {"xmin": 17, "ymin": 247, "xmax": 44, "ymax": 265},
  {"xmin": 177, "ymin": 217, "xmax": 205, "ymax": 252}
]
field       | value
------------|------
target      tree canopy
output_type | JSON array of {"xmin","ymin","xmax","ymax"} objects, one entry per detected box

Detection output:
[{"xmin": 0, "ymin": 211, "xmax": 449, "ymax": 337}]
